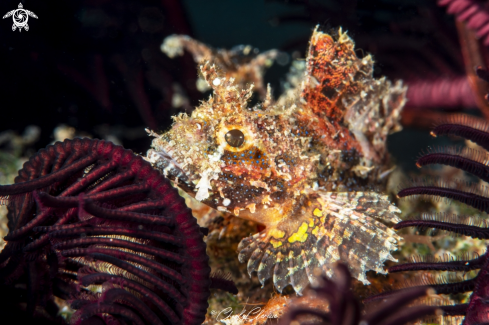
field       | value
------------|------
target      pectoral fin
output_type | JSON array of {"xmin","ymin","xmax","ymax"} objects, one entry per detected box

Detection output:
[{"xmin": 237, "ymin": 190, "xmax": 401, "ymax": 294}]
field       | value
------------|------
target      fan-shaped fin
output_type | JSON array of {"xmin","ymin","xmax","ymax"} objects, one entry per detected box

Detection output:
[{"xmin": 238, "ymin": 190, "xmax": 401, "ymax": 294}]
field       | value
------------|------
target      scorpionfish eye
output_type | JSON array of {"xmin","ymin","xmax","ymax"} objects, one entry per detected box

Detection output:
[{"xmin": 225, "ymin": 129, "xmax": 245, "ymax": 147}]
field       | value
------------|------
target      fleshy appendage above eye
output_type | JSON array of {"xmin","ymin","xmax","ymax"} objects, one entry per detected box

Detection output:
[
  {"xmin": 217, "ymin": 125, "xmax": 254, "ymax": 152},
  {"xmin": 225, "ymin": 129, "xmax": 245, "ymax": 147}
]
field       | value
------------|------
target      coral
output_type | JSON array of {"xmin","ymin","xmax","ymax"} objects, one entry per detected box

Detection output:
[{"xmin": 0, "ymin": 138, "xmax": 212, "ymax": 325}]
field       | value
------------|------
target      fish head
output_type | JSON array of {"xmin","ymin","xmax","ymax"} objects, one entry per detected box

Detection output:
[{"xmin": 147, "ymin": 63, "xmax": 315, "ymax": 220}]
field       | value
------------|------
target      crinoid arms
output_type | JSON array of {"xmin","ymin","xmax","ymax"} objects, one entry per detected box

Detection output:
[
  {"xmin": 0, "ymin": 138, "xmax": 215, "ymax": 325},
  {"xmin": 367, "ymin": 69, "xmax": 489, "ymax": 324},
  {"xmin": 278, "ymin": 264, "xmax": 439, "ymax": 325}
]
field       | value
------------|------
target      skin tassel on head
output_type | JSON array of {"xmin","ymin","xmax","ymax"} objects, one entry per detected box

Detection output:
[{"xmin": 147, "ymin": 26, "xmax": 407, "ymax": 294}]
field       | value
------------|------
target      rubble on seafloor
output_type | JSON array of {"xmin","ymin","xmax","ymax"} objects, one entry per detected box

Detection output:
[
  {"xmin": 156, "ymin": 29, "xmax": 469, "ymax": 325},
  {"xmin": 184, "ymin": 192, "xmax": 333, "ymax": 325},
  {"xmin": 0, "ymin": 130, "xmax": 486, "ymax": 325},
  {"xmin": 0, "ymin": 119, "xmax": 487, "ymax": 325},
  {"xmin": 0, "ymin": 126, "xmax": 41, "ymax": 251},
  {"xmin": 179, "ymin": 162, "xmax": 486, "ymax": 325}
]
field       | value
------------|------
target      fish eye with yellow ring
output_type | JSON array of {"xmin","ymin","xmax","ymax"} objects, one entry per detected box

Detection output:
[
  {"xmin": 225, "ymin": 129, "xmax": 244, "ymax": 147},
  {"xmin": 216, "ymin": 124, "xmax": 254, "ymax": 152}
]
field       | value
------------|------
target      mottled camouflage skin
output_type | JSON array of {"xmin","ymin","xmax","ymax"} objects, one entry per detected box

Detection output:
[{"xmin": 147, "ymin": 27, "xmax": 406, "ymax": 294}]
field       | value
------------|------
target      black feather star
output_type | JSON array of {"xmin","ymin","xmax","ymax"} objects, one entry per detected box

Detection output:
[
  {"xmin": 277, "ymin": 263, "xmax": 440, "ymax": 325},
  {"xmin": 366, "ymin": 66, "xmax": 489, "ymax": 325},
  {"xmin": 0, "ymin": 138, "xmax": 217, "ymax": 325}
]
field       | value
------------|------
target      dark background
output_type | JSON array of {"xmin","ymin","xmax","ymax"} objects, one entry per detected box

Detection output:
[{"xmin": 0, "ymin": 0, "xmax": 471, "ymax": 170}]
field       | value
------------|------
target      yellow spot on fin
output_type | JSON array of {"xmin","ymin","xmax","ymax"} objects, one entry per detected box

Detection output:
[
  {"xmin": 288, "ymin": 222, "xmax": 309, "ymax": 243},
  {"xmin": 270, "ymin": 239, "xmax": 283, "ymax": 248},
  {"xmin": 312, "ymin": 226, "xmax": 319, "ymax": 236},
  {"xmin": 313, "ymin": 208, "xmax": 322, "ymax": 217},
  {"xmin": 269, "ymin": 228, "xmax": 285, "ymax": 239}
]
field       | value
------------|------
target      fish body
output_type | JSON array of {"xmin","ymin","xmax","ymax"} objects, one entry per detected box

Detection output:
[{"xmin": 147, "ymin": 27, "xmax": 406, "ymax": 294}]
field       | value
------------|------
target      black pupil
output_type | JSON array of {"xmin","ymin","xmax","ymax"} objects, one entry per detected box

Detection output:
[{"xmin": 225, "ymin": 129, "xmax": 245, "ymax": 147}]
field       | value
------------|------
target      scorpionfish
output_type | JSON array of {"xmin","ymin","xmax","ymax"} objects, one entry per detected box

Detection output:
[{"xmin": 147, "ymin": 27, "xmax": 407, "ymax": 294}]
